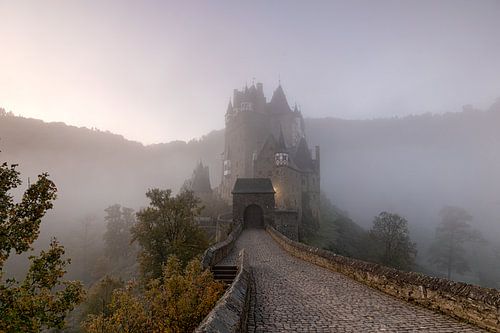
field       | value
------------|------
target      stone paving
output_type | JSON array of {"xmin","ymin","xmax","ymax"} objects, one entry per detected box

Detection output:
[{"xmin": 220, "ymin": 229, "xmax": 485, "ymax": 333}]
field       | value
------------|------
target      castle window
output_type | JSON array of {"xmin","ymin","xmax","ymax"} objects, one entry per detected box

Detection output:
[
  {"xmin": 275, "ymin": 153, "xmax": 289, "ymax": 166},
  {"xmin": 223, "ymin": 160, "xmax": 231, "ymax": 176},
  {"xmin": 240, "ymin": 102, "xmax": 253, "ymax": 111}
]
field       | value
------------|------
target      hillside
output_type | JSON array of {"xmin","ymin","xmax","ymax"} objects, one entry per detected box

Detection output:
[
  {"xmin": 0, "ymin": 114, "xmax": 223, "ymax": 222},
  {"xmin": 305, "ymin": 101, "xmax": 500, "ymax": 242},
  {"xmin": 1, "ymin": 101, "xmax": 500, "ymax": 247}
]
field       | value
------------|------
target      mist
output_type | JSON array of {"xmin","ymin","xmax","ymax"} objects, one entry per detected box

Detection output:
[
  {"xmin": 1, "ymin": 3, "xmax": 500, "ymax": 331},
  {"xmin": 1, "ymin": 1, "xmax": 500, "ymax": 143},
  {"xmin": 2, "ymin": 98, "xmax": 500, "ymax": 287}
]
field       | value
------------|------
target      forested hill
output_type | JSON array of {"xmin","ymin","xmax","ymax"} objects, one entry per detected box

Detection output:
[
  {"xmin": 1, "ymin": 101, "xmax": 500, "ymax": 243},
  {"xmin": 305, "ymin": 100, "xmax": 500, "ymax": 240},
  {"xmin": 0, "ymin": 114, "xmax": 224, "ymax": 228}
]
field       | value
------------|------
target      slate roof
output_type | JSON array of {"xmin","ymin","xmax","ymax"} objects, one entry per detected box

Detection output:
[
  {"xmin": 268, "ymin": 85, "xmax": 291, "ymax": 114},
  {"xmin": 293, "ymin": 137, "xmax": 314, "ymax": 171},
  {"xmin": 232, "ymin": 178, "xmax": 275, "ymax": 194}
]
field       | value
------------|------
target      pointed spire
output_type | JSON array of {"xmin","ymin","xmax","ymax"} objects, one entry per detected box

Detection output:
[
  {"xmin": 293, "ymin": 103, "xmax": 299, "ymax": 113},
  {"xmin": 226, "ymin": 98, "xmax": 233, "ymax": 114},
  {"xmin": 269, "ymin": 84, "xmax": 291, "ymax": 114},
  {"xmin": 294, "ymin": 137, "xmax": 313, "ymax": 170}
]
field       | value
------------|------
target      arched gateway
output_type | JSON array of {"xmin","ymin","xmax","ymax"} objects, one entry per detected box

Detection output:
[
  {"xmin": 243, "ymin": 204, "xmax": 264, "ymax": 228},
  {"xmin": 232, "ymin": 178, "xmax": 275, "ymax": 228}
]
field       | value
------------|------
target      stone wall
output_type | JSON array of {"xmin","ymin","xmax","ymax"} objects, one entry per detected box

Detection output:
[
  {"xmin": 196, "ymin": 250, "xmax": 252, "ymax": 333},
  {"xmin": 267, "ymin": 226, "xmax": 500, "ymax": 332},
  {"xmin": 201, "ymin": 222, "xmax": 242, "ymax": 269}
]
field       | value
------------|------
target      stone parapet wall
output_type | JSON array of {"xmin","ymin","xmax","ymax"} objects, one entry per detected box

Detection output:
[
  {"xmin": 196, "ymin": 250, "xmax": 252, "ymax": 333},
  {"xmin": 267, "ymin": 226, "xmax": 500, "ymax": 332},
  {"xmin": 201, "ymin": 222, "xmax": 242, "ymax": 269}
]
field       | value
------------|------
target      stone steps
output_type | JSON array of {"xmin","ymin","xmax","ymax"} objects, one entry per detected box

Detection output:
[{"xmin": 211, "ymin": 265, "xmax": 238, "ymax": 284}]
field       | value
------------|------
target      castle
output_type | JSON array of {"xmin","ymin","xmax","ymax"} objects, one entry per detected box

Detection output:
[
  {"xmin": 185, "ymin": 82, "xmax": 320, "ymax": 239},
  {"xmin": 218, "ymin": 82, "xmax": 320, "ymax": 238}
]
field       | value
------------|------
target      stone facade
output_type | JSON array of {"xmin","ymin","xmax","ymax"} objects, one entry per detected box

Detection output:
[{"xmin": 218, "ymin": 83, "xmax": 320, "ymax": 237}]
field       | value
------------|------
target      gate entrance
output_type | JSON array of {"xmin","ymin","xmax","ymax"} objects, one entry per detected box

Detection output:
[{"xmin": 243, "ymin": 204, "xmax": 264, "ymax": 228}]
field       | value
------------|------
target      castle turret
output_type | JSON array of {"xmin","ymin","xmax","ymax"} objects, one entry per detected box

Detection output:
[
  {"xmin": 192, "ymin": 161, "xmax": 212, "ymax": 193},
  {"xmin": 182, "ymin": 161, "xmax": 212, "ymax": 202},
  {"xmin": 219, "ymin": 83, "xmax": 270, "ymax": 201}
]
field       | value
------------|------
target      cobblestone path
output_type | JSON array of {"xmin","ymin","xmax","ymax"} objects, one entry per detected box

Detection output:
[{"xmin": 220, "ymin": 229, "xmax": 485, "ymax": 332}]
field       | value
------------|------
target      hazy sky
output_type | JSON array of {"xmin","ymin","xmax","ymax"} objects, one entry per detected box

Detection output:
[{"xmin": 1, "ymin": 0, "xmax": 499, "ymax": 144}]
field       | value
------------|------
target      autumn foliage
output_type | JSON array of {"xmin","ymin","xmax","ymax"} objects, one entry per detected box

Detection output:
[
  {"xmin": 0, "ymin": 161, "xmax": 84, "ymax": 332},
  {"xmin": 83, "ymin": 256, "xmax": 225, "ymax": 333}
]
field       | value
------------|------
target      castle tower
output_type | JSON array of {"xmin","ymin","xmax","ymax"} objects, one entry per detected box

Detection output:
[{"xmin": 219, "ymin": 83, "xmax": 270, "ymax": 201}]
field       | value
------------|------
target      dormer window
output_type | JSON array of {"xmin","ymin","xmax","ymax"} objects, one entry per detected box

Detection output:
[{"xmin": 275, "ymin": 153, "xmax": 289, "ymax": 166}]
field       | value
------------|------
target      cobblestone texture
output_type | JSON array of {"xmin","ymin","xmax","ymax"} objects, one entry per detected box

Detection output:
[{"xmin": 221, "ymin": 229, "xmax": 485, "ymax": 333}]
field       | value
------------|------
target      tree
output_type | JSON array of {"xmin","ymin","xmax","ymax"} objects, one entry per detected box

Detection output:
[
  {"xmin": 82, "ymin": 257, "xmax": 225, "ymax": 333},
  {"xmin": 79, "ymin": 214, "xmax": 98, "ymax": 279},
  {"xmin": 0, "ymin": 161, "xmax": 84, "ymax": 332},
  {"xmin": 428, "ymin": 206, "xmax": 482, "ymax": 279},
  {"xmin": 369, "ymin": 211, "xmax": 417, "ymax": 270},
  {"xmin": 82, "ymin": 275, "xmax": 124, "ymax": 320},
  {"xmin": 103, "ymin": 204, "xmax": 136, "ymax": 262},
  {"xmin": 131, "ymin": 189, "xmax": 209, "ymax": 280},
  {"xmin": 82, "ymin": 280, "xmax": 148, "ymax": 333},
  {"xmin": 198, "ymin": 194, "xmax": 230, "ymax": 219}
]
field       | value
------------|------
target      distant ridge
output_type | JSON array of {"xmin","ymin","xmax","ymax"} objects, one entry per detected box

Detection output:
[{"xmin": 1, "ymin": 102, "xmax": 499, "ymax": 241}]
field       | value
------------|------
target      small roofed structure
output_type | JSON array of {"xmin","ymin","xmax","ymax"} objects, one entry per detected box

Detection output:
[
  {"xmin": 232, "ymin": 178, "xmax": 275, "ymax": 194},
  {"xmin": 232, "ymin": 178, "xmax": 275, "ymax": 229}
]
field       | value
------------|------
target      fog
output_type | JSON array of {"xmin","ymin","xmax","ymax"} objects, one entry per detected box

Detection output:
[
  {"xmin": 1, "ymin": 0, "xmax": 500, "ymax": 305},
  {"xmin": 2, "ymin": 99, "xmax": 500, "ymax": 287},
  {"xmin": 1, "ymin": 1, "xmax": 500, "ymax": 143}
]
